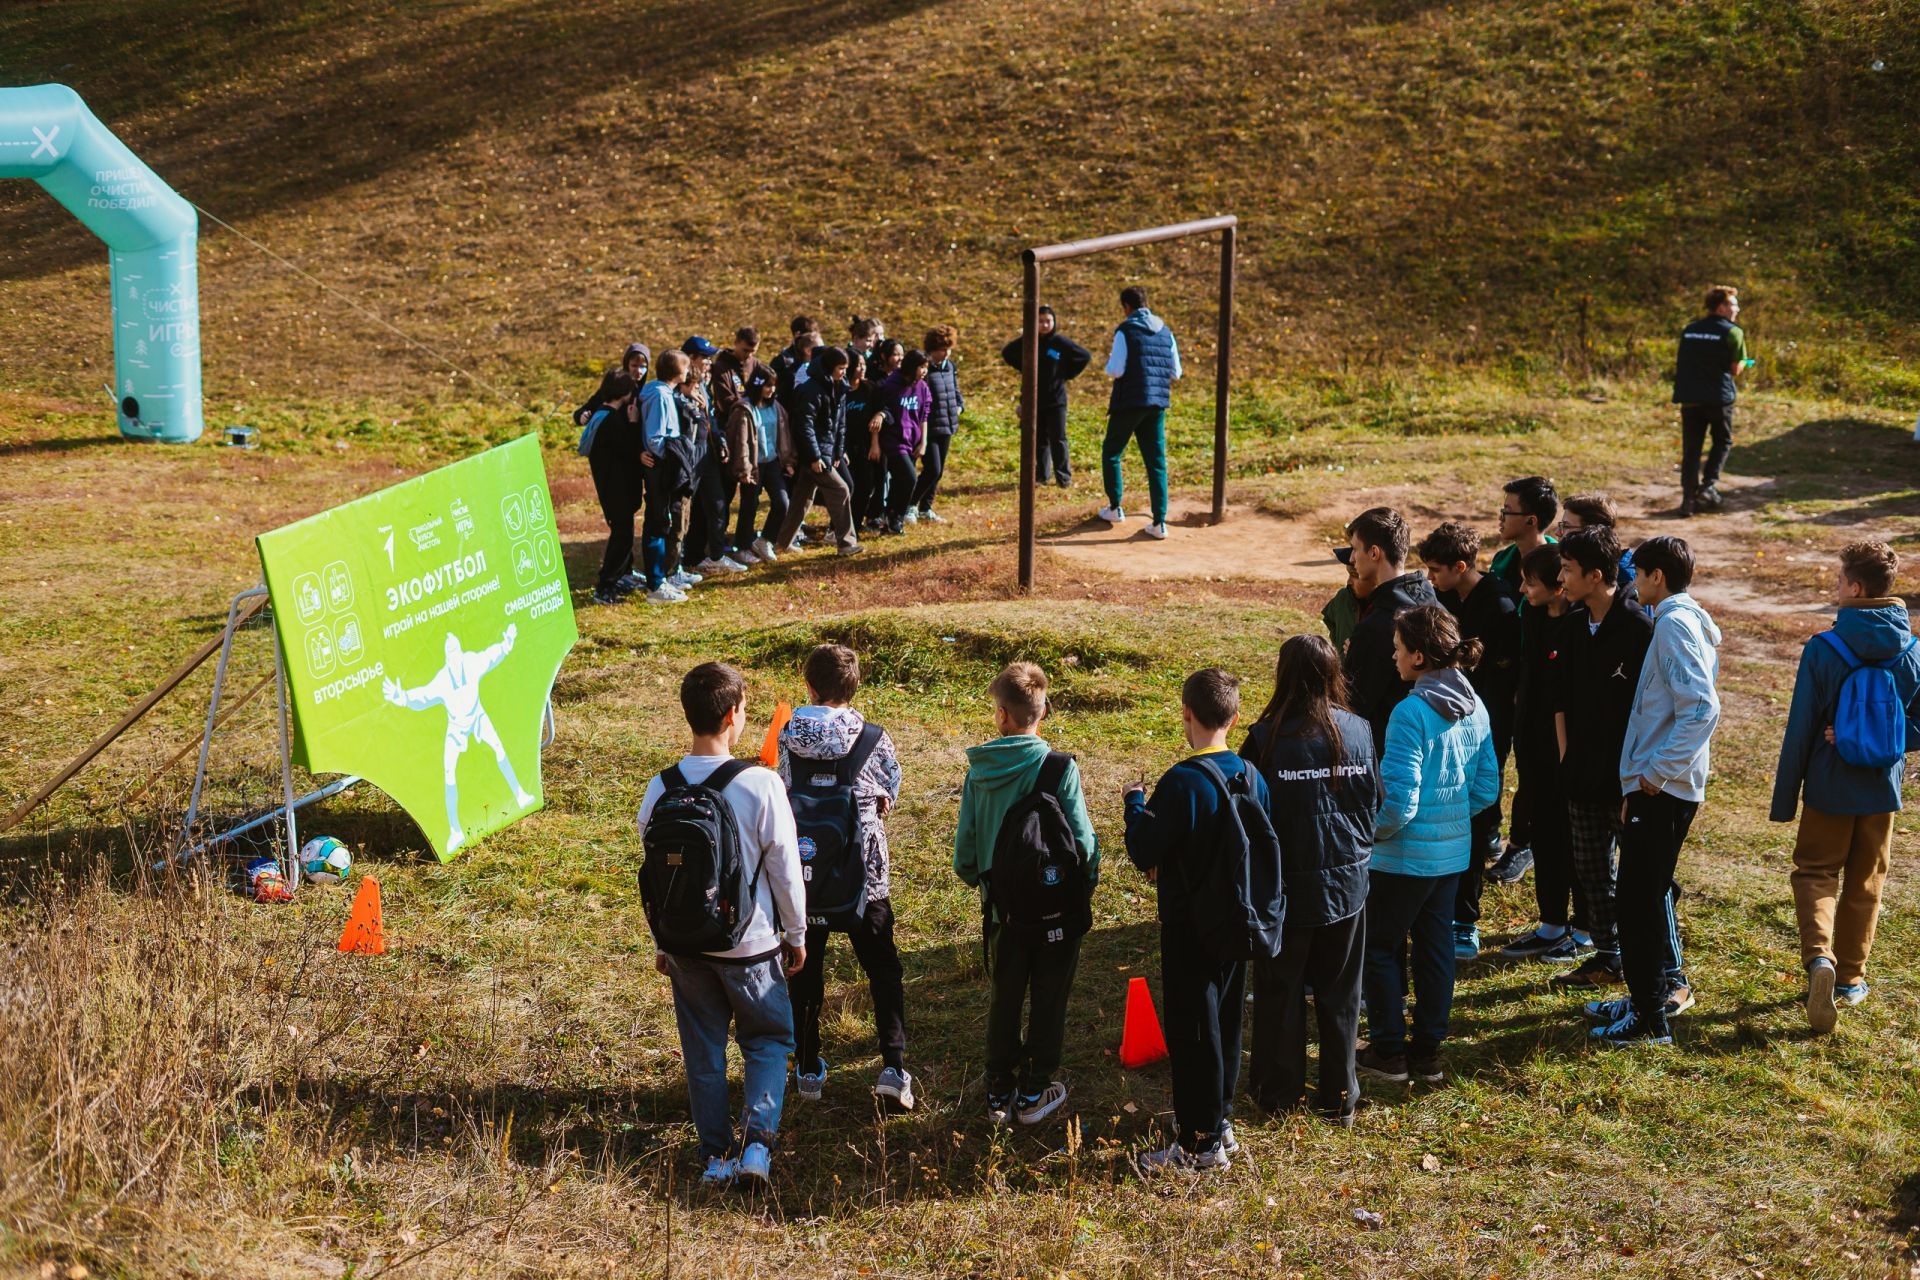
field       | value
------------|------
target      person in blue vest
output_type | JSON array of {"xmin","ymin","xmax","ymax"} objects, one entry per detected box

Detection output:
[
  {"xmin": 1097, "ymin": 285, "xmax": 1182, "ymax": 540},
  {"xmin": 1671, "ymin": 285, "xmax": 1750, "ymax": 518}
]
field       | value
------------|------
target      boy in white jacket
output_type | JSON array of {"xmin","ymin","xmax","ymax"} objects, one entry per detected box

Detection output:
[{"xmin": 1595, "ymin": 537, "xmax": 1722, "ymax": 1047}]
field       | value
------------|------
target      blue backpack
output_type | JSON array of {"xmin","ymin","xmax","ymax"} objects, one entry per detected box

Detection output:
[{"xmin": 1818, "ymin": 631, "xmax": 1919, "ymax": 769}]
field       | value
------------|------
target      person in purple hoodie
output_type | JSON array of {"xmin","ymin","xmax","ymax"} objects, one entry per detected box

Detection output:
[{"xmin": 871, "ymin": 349, "xmax": 931, "ymax": 535}]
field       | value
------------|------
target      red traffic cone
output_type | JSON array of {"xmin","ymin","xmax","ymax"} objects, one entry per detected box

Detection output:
[
  {"xmin": 1119, "ymin": 975, "xmax": 1168, "ymax": 1068},
  {"xmin": 759, "ymin": 701, "xmax": 793, "ymax": 768}
]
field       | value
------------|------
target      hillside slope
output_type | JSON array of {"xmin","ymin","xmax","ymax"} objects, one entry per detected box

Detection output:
[{"xmin": 0, "ymin": 0, "xmax": 1915, "ymax": 417}]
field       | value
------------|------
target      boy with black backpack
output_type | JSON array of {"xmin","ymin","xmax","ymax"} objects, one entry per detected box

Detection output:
[
  {"xmin": 776, "ymin": 644, "xmax": 911, "ymax": 1108},
  {"xmin": 1125, "ymin": 668, "xmax": 1280, "ymax": 1173},
  {"xmin": 953, "ymin": 661, "xmax": 1099, "ymax": 1127},
  {"xmin": 637, "ymin": 663, "xmax": 806, "ymax": 1188}
]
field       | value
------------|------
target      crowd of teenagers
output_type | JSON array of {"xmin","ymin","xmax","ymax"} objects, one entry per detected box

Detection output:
[
  {"xmin": 574, "ymin": 287, "xmax": 1194, "ymax": 606},
  {"xmin": 631, "ymin": 480, "xmax": 1918, "ymax": 1182}
]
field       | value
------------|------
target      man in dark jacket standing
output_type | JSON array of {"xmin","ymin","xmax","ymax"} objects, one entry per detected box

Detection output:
[
  {"xmin": 770, "ymin": 315, "xmax": 818, "ymax": 415},
  {"xmin": 1342, "ymin": 507, "xmax": 1439, "ymax": 755},
  {"xmin": 1773, "ymin": 540, "xmax": 1920, "ymax": 1032},
  {"xmin": 774, "ymin": 348, "xmax": 861, "ymax": 557},
  {"xmin": 1097, "ymin": 285, "xmax": 1181, "ymax": 540},
  {"xmin": 1671, "ymin": 285, "xmax": 1749, "ymax": 517},
  {"xmin": 1003, "ymin": 305, "xmax": 1092, "ymax": 486}
]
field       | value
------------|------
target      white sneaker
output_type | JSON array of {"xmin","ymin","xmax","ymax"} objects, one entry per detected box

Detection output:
[
  {"xmin": 717, "ymin": 555, "xmax": 750, "ymax": 573},
  {"xmin": 874, "ymin": 1066, "xmax": 915, "ymax": 1111},
  {"xmin": 735, "ymin": 1142, "xmax": 772, "ymax": 1185},
  {"xmin": 699, "ymin": 1155, "xmax": 737, "ymax": 1186},
  {"xmin": 1143, "ymin": 522, "xmax": 1168, "ymax": 540},
  {"xmin": 1138, "ymin": 1142, "xmax": 1229, "ymax": 1175},
  {"xmin": 1807, "ymin": 957, "xmax": 1838, "ymax": 1034},
  {"xmin": 730, "ymin": 547, "xmax": 761, "ymax": 566},
  {"xmin": 1015, "ymin": 1081, "xmax": 1067, "ymax": 1125},
  {"xmin": 1097, "ymin": 506, "xmax": 1126, "ymax": 524},
  {"xmin": 796, "ymin": 1056, "xmax": 826, "ymax": 1101},
  {"xmin": 1220, "ymin": 1121, "xmax": 1240, "ymax": 1155},
  {"xmin": 902, "ymin": 508, "xmax": 920, "ymax": 525},
  {"xmin": 646, "ymin": 585, "xmax": 687, "ymax": 604},
  {"xmin": 919, "ymin": 508, "xmax": 946, "ymax": 524},
  {"xmin": 667, "ymin": 570, "xmax": 701, "ymax": 589},
  {"xmin": 751, "ymin": 538, "xmax": 777, "ymax": 563},
  {"xmin": 838, "ymin": 542, "xmax": 865, "ymax": 557}
]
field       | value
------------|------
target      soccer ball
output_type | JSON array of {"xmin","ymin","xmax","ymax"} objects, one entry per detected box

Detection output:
[{"xmin": 300, "ymin": 836, "xmax": 353, "ymax": 885}]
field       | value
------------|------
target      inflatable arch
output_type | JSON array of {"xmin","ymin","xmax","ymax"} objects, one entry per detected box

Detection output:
[{"xmin": 0, "ymin": 84, "xmax": 202, "ymax": 442}]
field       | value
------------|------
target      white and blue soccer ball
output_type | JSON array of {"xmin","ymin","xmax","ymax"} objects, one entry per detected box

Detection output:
[{"xmin": 300, "ymin": 835, "xmax": 353, "ymax": 885}]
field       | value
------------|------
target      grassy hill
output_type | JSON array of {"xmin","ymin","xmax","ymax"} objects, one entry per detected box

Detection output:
[{"xmin": 1, "ymin": 0, "xmax": 1917, "ymax": 421}]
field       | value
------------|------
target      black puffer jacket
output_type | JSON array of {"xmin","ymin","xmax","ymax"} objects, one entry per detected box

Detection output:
[
  {"xmin": 1344, "ymin": 570, "xmax": 1440, "ymax": 754},
  {"xmin": 1240, "ymin": 710, "xmax": 1378, "ymax": 928}
]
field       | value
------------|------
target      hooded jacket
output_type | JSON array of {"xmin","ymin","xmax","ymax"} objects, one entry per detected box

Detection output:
[
  {"xmin": 1771, "ymin": 598, "xmax": 1920, "ymax": 820},
  {"xmin": 878, "ymin": 370, "xmax": 931, "ymax": 456},
  {"xmin": 1619, "ymin": 593, "xmax": 1723, "ymax": 802},
  {"xmin": 791, "ymin": 367, "xmax": 848, "ymax": 466},
  {"xmin": 776, "ymin": 705, "xmax": 903, "ymax": 902},
  {"xmin": 953, "ymin": 735, "xmax": 1099, "ymax": 911},
  {"xmin": 1240, "ymin": 709, "xmax": 1378, "ymax": 927},
  {"xmin": 1002, "ymin": 332, "xmax": 1092, "ymax": 407},
  {"xmin": 722, "ymin": 397, "xmax": 792, "ymax": 483},
  {"xmin": 708, "ymin": 351, "xmax": 762, "ymax": 420},
  {"xmin": 1373, "ymin": 669, "xmax": 1502, "ymax": 878},
  {"xmin": 1548, "ymin": 594, "xmax": 1654, "ymax": 803},
  {"xmin": 1438, "ymin": 572, "xmax": 1521, "ymax": 744},
  {"xmin": 1343, "ymin": 569, "xmax": 1441, "ymax": 755}
]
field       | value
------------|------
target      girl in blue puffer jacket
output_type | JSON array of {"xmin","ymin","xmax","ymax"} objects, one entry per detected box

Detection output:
[{"xmin": 1358, "ymin": 605, "xmax": 1501, "ymax": 1088}]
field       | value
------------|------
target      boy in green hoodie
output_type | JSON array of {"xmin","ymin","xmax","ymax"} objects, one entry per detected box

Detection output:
[{"xmin": 953, "ymin": 661, "xmax": 1099, "ymax": 1126}]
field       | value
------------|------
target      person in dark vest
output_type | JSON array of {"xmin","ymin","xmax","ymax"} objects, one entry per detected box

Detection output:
[
  {"xmin": 1002, "ymin": 306, "xmax": 1091, "ymax": 486},
  {"xmin": 1097, "ymin": 285, "xmax": 1182, "ymax": 540},
  {"xmin": 909, "ymin": 324, "xmax": 965, "ymax": 523},
  {"xmin": 1671, "ymin": 285, "xmax": 1749, "ymax": 518}
]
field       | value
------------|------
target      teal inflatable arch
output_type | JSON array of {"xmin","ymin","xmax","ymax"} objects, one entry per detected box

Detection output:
[{"xmin": 0, "ymin": 84, "xmax": 202, "ymax": 442}]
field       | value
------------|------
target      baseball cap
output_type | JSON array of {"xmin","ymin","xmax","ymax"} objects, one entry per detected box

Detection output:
[
  {"xmin": 681, "ymin": 335, "xmax": 719, "ymax": 358},
  {"xmin": 1334, "ymin": 546, "xmax": 1354, "ymax": 565}
]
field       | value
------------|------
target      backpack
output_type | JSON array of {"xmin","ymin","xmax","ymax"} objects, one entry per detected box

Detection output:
[
  {"xmin": 638, "ymin": 759, "xmax": 769, "ymax": 957},
  {"xmin": 1818, "ymin": 631, "xmax": 1919, "ymax": 769},
  {"xmin": 985, "ymin": 753, "xmax": 1092, "ymax": 946},
  {"xmin": 1178, "ymin": 756, "xmax": 1286, "ymax": 964},
  {"xmin": 576, "ymin": 407, "xmax": 610, "ymax": 457},
  {"xmin": 785, "ymin": 722, "xmax": 882, "ymax": 930}
]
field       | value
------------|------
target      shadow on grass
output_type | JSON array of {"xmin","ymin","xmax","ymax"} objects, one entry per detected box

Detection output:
[
  {"xmin": 0, "ymin": 433, "xmax": 124, "ymax": 458},
  {"xmin": 1733, "ymin": 417, "xmax": 1920, "ymax": 528}
]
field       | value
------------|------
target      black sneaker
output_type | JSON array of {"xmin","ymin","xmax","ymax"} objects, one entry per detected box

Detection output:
[
  {"xmin": 1551, "ymin": 955, "xmax": 1624, "ymax": 990},
  {"xmin": 1355, "ymin": 1045, "xmax": 1409, "ymax": 1083},
  {"xmin": 1698, "ymin": 483, "xmax": 1723, "ymax": 509},
  {"xmin": 1487, "ymin": 844, "xmax": 1534, "ymax": 885},
  {"xmin": 1407, "ymin": 1050, "xmax": 1444, "ymax": 1084},
  {"xmin": 1498, "ymin": 925, "xmax": 1570, "ymax": 961},
  {"xmin": 1591, "ymin": 1011, "xmax": 1673, "ymax": 1048},
  {"xmin": 591, "ymin": 588, "xmax": 627, "ymax": 606}
]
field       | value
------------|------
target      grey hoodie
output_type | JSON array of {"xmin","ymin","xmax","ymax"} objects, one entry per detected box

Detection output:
[
  {"xmin": 1413, "ymin": 667, "xmax": 1479, "ymax": 721},
  {"xmin": 776, "ymin": 705, "xmax": 901, "ymax": 902},
  {"xmin": 1619, "ymin": 592, "xmax": 1722, "ymax": 802}
]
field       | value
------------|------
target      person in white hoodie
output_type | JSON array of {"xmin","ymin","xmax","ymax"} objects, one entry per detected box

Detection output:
[
  {"xmin": 775, "ymin": 644, "xmax": 912, "ymax": 1109},
  {"xmin": 637, "ymin": 662, "xmax": 807, "ymax": 1186},
  {"xmin": 1593, "ymin": 537, "xmax": 1721, "ymax": 1047}
]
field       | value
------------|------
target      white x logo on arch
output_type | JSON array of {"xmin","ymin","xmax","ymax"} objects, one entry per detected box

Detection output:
[{"xmin": 30, "ymin": 125, "xmax": 60, "ymax": 160}]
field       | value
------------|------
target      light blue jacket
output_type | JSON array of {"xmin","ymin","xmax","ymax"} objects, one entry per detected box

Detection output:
[
  {"xmin": 1619, "ymin": 593, "xmax": 1722, "ymax": 802},
  {"xmin": 1373, "ymin": 669, "xmax": 1502, "ymax": 877},
  {"xmin": 639, "ymin": 380, "xmax": 681, "ymax": 456}
]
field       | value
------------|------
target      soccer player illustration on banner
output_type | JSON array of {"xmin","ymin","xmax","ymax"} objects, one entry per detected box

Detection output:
[{"xmin": 382, "ymin": 625, "xmax": 536, "ymax": 852}]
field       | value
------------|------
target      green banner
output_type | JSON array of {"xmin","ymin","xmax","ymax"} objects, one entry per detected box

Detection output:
[{"xmin": 257, "ymin": 435, "xmax": 577, "ymax": 861}]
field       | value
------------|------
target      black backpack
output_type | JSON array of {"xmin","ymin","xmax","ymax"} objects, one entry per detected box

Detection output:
[
  {"xmin": 785, "ymin": 722, "xmax": 882, "ymax": 930},
  {"xmin": 1178, "ymin": 755, "xmax": 1286, "ymax": 963},
  {"xmin": 985, "ymin": 753, "xmax": 1092, "ymax": 946},
  {"xmin": 639, "ymin": 760, "xmax": 769, "ymax": 957}
]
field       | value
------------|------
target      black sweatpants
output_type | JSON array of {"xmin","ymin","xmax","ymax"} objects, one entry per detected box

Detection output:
[
  {"xmin": 1618, "ymin": 790, "xmax": 1696, "ymax": 1033},
  {"xmin": 910, "ymin": 431, "xmax": 953, "ymax": 514},
  {"xmin": 587, "ymin": 444, "xmax": 639, "ymax": 593},
  {"xmin": 1680, "ymin": 403, "xmax": 1734, "ymax": 497},
  {"xmin": 682, "ymin": 458, "xmax": 733, "ymax": 565},
  {"xmin": 1515, "ymin": 734, "xmax": 1582, "ymax": 930},
  {"xmin": 1160, "ymin": 941, "xmax": 1244, "ymax": 1152},
  {"xmin": 1250, "ymin": 911, "xmax": 1363, "ymax": 1116},
  {"xmin": 1036, "ymin": 403, "xmax": 1071, "ymax": 481},
  {"xmin": 789, "ymin": 897, "xmax": 907, "ymax": 1072},
  {"xmin": 985, "ymin": 922, "xmax": 1082, "ymax": 1098},
  {"xmin": 1455, "ymin": 727, "xmax": 1512, "ymax": 927}
]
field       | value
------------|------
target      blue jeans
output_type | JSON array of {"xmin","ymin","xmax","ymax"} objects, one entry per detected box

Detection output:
[
  {"xmin": 1363, "ymin": 869, "xmax": 1459, "ymax": 1057},
  {"xmin": 663, "ymin": 953, "xmax": 795, "ymax": 1159}
]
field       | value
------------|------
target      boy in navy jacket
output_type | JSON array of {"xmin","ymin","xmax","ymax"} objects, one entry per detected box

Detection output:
[
  {"xmin": 1124, "ymin": 668, "xmax": 1272, "ymax": 1174},
  {"xmin": 1773, "ymin": 541, "xmax": 1920, "ymax": 1032}
]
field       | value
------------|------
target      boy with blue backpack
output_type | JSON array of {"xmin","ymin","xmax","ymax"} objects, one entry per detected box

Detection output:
[
  {"xmin": 954, "ymin": 661, "xmax": 1099, "ymax": 1127},
  {"xmin": 1125, "ymin": 668, "xmax": 1282, "ymax": 1173},
  {"xmin": 776, "ymin": 644, "xmax": 912, "ymax": 1108},
  {"xmin": 637, "ymin": 663, "xmax": 806, "ymax": 1188},
  {"xmin": 1773, "ymin": 541, "xmax": 1920, "ymax": 1033}
]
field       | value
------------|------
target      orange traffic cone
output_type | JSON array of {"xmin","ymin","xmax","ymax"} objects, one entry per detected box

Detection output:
[
  {"xmin": 758, "ymin": 700, "xmax": 794, "ymax": 767},
  {"xmin": 1119, "ymin": 975, "xmax": 1168, "ymax": 1068},
  {"xmin": 337, "ymin": 875, "xmax": 385, "ymax": 955}
]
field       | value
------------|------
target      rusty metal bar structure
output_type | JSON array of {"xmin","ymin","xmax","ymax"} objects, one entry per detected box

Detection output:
[{"xmin": 1016, "ymin": 214, "xmax": 1237, "ymax": 591}]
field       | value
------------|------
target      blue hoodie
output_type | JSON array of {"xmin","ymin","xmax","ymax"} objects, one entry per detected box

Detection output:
[
  {"xmin": 1619, "ymin": 593, "xmax": 1722, "ymax": 802},
  {"xmin": 1772, "ymin": 599, "xmax": 1920, "ymax": 820}
]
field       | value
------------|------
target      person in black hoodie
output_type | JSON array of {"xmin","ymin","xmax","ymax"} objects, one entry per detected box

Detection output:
[
  {"xmin": 1546, "ymin": 526, "xmax": 1654, "ymax": 990},
  {"xmin": 773, "ymin": 347, "xmax": 862, "ymax": 556},
  {"xmin": 1417, "ymin": 521, "xmax": 1522, "ymax": 960},
  {"xmin": 574, "ymin": 341, "xmax": 649, "ymax": 605},
  {"xmin": 1341, "ymin": 507, "xmax": 1439, "ymax": 755},
  {"xmin": 771, "ymin": 315, "xmax": 819, "ymax": 415},
  {"xmin": 1125, "ymin": 668, "xmax": 1272, "ymax": 1173},
  {"xmin": 1002, "ymin": 306, "xmax": 1092, "ymax": 485},
  {"xmin": 1240, "ymin": 635, "xmax": 1377, "ymax": 1126}
]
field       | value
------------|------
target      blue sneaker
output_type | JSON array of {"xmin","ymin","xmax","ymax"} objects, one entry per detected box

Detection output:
[
  {"xmin": 1836, "ymin": 980, "xmax": 1870, "ymax": 1007},
  {"xmin": 699, "ymin": 1155, "xmax": 736, "ymax": 1186},
  {"xmin": 1453, "ymin": 924, "xmax": 1481, "ymax": 962},
  {"xmin": 735, "ymin": 1142, "xmax": 772, "ymax": 1185},
  {"xmin": 1592, "ymin": 1011, "xmax": 1673, "ymax": 1048}
]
